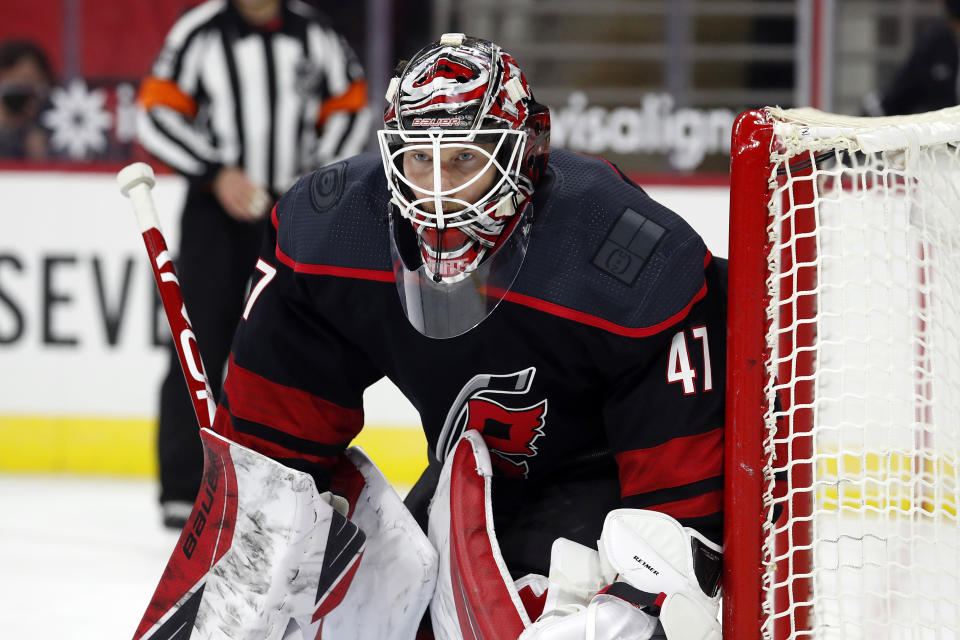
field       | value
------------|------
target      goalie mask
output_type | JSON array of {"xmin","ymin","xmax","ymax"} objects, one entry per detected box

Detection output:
[{"xmin": 378, "ymin": 33, "xmax": 550, "ymax": 339}]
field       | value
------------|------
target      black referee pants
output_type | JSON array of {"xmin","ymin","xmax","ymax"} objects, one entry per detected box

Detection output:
[{"xmin": 157, "ymin": 185, "xmax": 266, "ymax": 505}]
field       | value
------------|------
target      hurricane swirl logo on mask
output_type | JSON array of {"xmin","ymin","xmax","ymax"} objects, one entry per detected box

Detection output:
[
  {"xmin": 437, "ymin": 367, "xmax": 547, "ymax": 478},
  {"xmin": 399, "ymin": 49, "xmax": 491, "ymax": 114},
  {"xmin": 412, "ymin": 57, "xmax": 474, "ymax": 88}
]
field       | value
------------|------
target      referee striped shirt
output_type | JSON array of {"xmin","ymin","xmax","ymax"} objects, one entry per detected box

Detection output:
[{"xmin": 136, "ymin": 0, "xmax": 370, "ymax": 196}]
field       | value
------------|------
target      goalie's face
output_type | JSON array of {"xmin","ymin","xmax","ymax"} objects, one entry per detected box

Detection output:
[
  {"xmin": 380, "ymin": 129, "xmax": 527, "ymax": 233},
  {"xmin": 389, "ymin": 137, "xmax": 523, "ymax": 283},
  {"xmin": 401, "ymin": 142, "xmax": 498, "ymax": 215}
]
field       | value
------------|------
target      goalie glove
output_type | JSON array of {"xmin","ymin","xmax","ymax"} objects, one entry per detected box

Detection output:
[
  {"xmin": 519, "ymin": 509, "xmax": 721, "ymax": 640},
  {"xmin": 597, "ymin": 509, "xmax": 722, "ymax": 640}
]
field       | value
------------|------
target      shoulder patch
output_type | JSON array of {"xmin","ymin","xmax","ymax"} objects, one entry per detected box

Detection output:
[
  {"xmin": 592, "ymin": 207, "xmax": 666, "ymax": 285},
  {"xmin": 310, "ymin": 162, "xmax": 346, "ymax": 213}
]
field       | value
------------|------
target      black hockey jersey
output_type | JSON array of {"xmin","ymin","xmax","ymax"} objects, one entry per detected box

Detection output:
[{"xmin": 212, "ymin": 148, "xmax": 726, "ymax": 573}]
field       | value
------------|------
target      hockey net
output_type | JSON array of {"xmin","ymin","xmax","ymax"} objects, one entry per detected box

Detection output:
[{"xmin": 725, "ymin": 107, "xmax": 960, "ymax": 640}]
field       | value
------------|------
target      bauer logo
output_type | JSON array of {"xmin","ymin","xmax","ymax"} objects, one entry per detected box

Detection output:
[
  {"xmin": 411, "ymin": 116, "xmax": 465, "ymax": 127},
  {"xmin": 182, "ymin": 455, "xmax": 221, "ymax": 559}
]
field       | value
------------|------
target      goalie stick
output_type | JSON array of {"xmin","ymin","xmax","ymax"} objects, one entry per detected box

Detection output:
[{"xmin": 117, "ymin": 163, "xmax": 216, "ymax": 430}]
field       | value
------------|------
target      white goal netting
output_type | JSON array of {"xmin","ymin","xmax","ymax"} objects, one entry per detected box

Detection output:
[{"xmin": 761, "ymin": 107, "xmax": 960, "ymax": 639}]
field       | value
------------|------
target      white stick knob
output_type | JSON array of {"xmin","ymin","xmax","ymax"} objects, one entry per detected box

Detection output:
[{"xmin": 117, "ymin": 162, "xmax": 161, "ymax": 233}]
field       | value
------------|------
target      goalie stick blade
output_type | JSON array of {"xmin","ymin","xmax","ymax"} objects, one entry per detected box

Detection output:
[{"xmin": 134, "ymin": 430, "xmax": 239, "ymax": 640}]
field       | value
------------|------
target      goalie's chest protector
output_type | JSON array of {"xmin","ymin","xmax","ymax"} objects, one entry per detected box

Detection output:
[{"xmin": 274, "ymin": 149, "xmax": 715, "ymax": 480}]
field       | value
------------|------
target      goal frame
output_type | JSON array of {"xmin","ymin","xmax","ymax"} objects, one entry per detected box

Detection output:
[
  {"xmin": 724, "ymin": 109, "xmax": 819, "ymax": 639},
  {"xmin": 723, "ymin": 110, "xmax": 817, "ymax": 640},
  {"xmin": 724, "ymin": 109, "xmax": 776, "ymax": 640},
  {"xmin": 723, "ymin": 106, "xmax": 960, "ymax": 639}
]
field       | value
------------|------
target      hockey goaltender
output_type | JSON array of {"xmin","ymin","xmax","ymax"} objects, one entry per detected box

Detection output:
[{"xmin": 131, "ymin": 33, "xmax": 727, "ymax": 640}]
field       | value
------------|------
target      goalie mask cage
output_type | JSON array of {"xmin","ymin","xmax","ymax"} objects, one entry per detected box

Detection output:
[{"xmin": 724, "ymin": 108, "xmax": 960, "ymax": 640}]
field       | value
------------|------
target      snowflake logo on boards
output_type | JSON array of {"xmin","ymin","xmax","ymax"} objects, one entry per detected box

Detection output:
[{"xmin": 42, "ymin": 79, "xmax": 113, "ymax": 159}]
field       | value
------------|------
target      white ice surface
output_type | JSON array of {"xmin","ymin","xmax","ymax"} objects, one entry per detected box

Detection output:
[{"xmin": 0, "ymin": 474, "xmax": 181, "ymax": 639}]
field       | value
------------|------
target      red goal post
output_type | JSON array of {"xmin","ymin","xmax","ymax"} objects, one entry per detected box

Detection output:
[{"xmin": 724, "ymin": 107, "xmax": 960, "ymax": 639}]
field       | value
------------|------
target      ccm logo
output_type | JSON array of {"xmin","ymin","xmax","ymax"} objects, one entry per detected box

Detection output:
[{"xmin": 411, "ymin": 117, "xmax": 463, "ymax": 127}]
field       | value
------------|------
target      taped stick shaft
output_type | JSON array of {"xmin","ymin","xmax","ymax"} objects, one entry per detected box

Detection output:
[
  {"xmin": 117, "ymin": 162, "xmax": 161, "ymax": 231},
  {"xmin": 128, "ymin": 182, "xmax": 162, "ymax": 232},
  {"xmin": 119, "ymin": 164, "xmax": 216, "ymax": 430}
]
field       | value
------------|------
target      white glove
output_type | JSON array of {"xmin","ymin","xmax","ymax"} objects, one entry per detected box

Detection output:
[
  {"xmin": 519, "ymin": 593, "xmax": 659, "ymax": 640},
  {"xmin": 520, "ymin": 537, "xmax": 658, "ymax": 640},
  {"xmin": 519, "ymin": 509, "xmax": 722, "ymax": 640},
  {"xmin": 598, "ymin": 509, "xmax": 722, "ymax": 640}
]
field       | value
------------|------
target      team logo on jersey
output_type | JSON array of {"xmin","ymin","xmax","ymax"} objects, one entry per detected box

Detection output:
[{"xmin": 437, "ymin": 367, "xmax": 547, "ymax": 478}]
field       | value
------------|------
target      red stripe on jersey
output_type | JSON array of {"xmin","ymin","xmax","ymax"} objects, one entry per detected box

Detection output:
[
  {"xmin": 212, "ymin": 405, "xmax": 340, "ymax": 466},
  {"xmin": 212, "ymin": 401, "xmax": 231, "ymax": 435},
  {"xmin": 275, "ymin": 243, "xmax": 394, "ymax": 282},
  {"xmin": 645, "ymin": 489, "xmax": 724, "ymax": 520},
  {"xmin": 502, "ymin": 277, "xmax": 707, "ymax": 338},
  {"xmin": 224, "ymin": 355, "xmax": 364, "ymax": 446},
  {"xmin": 616, "ymin": 427, "xmax": 723, "ymax": 495},
  {"xmin": 501, "ymin": 253, "xmax": 712, "ymax": 337}
]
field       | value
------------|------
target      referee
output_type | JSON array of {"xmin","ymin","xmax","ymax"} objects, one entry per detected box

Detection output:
[{"xmin": 136, "ymin": 0, "xmax": 369, "ymax": 528}]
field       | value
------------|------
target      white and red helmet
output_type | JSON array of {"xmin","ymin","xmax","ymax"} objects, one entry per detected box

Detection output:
[
  {"xmin": 378, "ymin": 34, "xmax": 550, "ymax": 339},
  {"xmin": 378, "ymin": 34, "xmax": 550, "ymax": 275}
]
